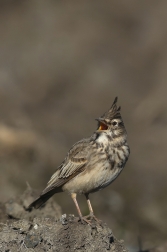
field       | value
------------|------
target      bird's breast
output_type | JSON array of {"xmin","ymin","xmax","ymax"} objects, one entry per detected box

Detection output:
[
  {"xmin": 105, "ymin": 143, "xmax": 130, "ymax": 170},
  {"xmin": 63, "ymin": 136, "xmax": 130, "ymax": 195}
]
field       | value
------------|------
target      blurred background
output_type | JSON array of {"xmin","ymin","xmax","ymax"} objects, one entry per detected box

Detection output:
[{"xmin": 0, "ymin": 0, "xmax": 167, "ymax": 251}]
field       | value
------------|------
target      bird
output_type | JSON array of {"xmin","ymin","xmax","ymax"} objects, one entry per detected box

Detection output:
[{"xmin": 28, "ymin": 97, "xmax": 130, "ymax": 224}]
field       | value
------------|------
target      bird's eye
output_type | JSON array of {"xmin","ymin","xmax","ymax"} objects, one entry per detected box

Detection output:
[{"xmin": 112, "ymin": 121, "xmax": 117, "ymax": 126}]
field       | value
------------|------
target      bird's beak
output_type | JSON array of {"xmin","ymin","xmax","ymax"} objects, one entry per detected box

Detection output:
[
  {"xmin": 95, "ymin": 118, "xmax": 104, "ymax": 123},
  {"xmin": 95, "ymin": 118, "xmax": 108, "ymax": 131}
]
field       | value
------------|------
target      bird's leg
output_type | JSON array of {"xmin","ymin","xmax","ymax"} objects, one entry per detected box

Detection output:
[
  {"xmin": 84, "ymin": 193, "xmax": 101, "ymax": 223},
  {"xmin": 71, "ymin": 193, "xmax": 91, "ymax": 225},
  {"xmin": 85, "ymin": 193, "xmax": 94, "ymax": 216},
  {"xmin": 71, "ymin": 193, "xmax": 82, "ymax": 218}
]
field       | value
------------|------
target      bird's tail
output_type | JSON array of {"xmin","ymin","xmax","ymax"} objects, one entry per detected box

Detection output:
[{"xmin": 28, "ymin": 188, "xmax": 62, "ymax": 210}]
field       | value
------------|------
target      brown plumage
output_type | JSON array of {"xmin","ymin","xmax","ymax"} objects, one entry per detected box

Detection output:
[{"xmin": 28, "ymin": 97, "xmax": 130, "ymax": 224}]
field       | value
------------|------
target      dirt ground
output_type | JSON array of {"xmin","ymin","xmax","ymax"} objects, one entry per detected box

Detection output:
[
  {"xmin": 0, "ymin": 187, "xmax": 129, "ymax": 252},
  {"xmin": 0, "ymin": 188, "xmax": 167, "ymax": 251}
]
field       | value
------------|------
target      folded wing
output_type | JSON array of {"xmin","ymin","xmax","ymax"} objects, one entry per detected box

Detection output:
[{"xmin": 28, "ymin": 139, "xmax": 90, "ymax": 209}]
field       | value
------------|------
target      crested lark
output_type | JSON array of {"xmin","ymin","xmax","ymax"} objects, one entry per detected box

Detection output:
[{"xmin": 29, "ymin": 97, "xmax": 130, "ymax": 224}]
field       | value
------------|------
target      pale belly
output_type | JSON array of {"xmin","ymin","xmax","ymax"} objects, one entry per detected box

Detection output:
[{"xmin": 62, "ymin": 162, "xmax": 123, "ymax": 194}]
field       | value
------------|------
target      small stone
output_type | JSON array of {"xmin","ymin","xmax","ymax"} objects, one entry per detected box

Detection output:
[
  {"xmin": 34, "ymin": 224, "xmax": 38, "ymax": 230},
  {"xmin": 24, "ymin": 234, "xmax": 41, "ymax": 248},
  {"xmin": 60, "ymin": 214, "xmax": 68, "ymax": 225}
]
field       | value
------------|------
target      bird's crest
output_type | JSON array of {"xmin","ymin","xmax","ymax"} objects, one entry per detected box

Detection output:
[{"xmin": 100, "ymin": 97, "xmax": 121, "ymax": 120}]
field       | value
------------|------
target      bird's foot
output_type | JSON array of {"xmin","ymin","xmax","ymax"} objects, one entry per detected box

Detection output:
[
  {"xmin": 84, "ymin": 212, "xmax": 102, "ymax": 224},
  {"xmin": 79, "ymin": 216, "xmax": 92, "ymax": 225},
  {"xmin": 78, "ymin": 212, "xmax": 101, "ymax": 225}
]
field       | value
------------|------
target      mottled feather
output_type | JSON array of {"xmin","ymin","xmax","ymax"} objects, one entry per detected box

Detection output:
[{"xmin": 28, "ymin": 97, "xmax": 130, "ymax": 217}]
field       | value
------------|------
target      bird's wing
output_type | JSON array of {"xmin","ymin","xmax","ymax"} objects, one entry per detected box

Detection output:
[{"xmin": 42, "ymin": 139, "xmax": 90, "ymax": 194}]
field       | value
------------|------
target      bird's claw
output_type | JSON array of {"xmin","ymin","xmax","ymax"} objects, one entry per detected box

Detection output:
[
  {"xmin": 79, "ymin": 213, "xmax": 101, "ymax": 225},
  {"xmin": 85, "ymin": 212, "xmax": 101, "ymax": 222},
  {"xmin": 79, "ymin": 216, "xmax": 92, "ymax": 225}
]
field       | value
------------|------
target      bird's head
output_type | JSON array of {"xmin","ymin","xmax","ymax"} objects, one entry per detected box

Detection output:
[{"xmin": 96, "ymin": 97, "xmax": 126, "ymax": 138}]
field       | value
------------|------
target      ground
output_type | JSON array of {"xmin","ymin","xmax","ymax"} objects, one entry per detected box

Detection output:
[{"xmin": 0, "ymin": 187, "xmax": 129, "ymax": 252}]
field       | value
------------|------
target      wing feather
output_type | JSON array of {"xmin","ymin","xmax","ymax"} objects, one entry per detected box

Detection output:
[
  {"xmin": 44, "ymin": 139, "xmax": 90, "ymax": 192},
  {"xmin": 28, "ymin": 138, "xmax": 91, "ymax": 209}
]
